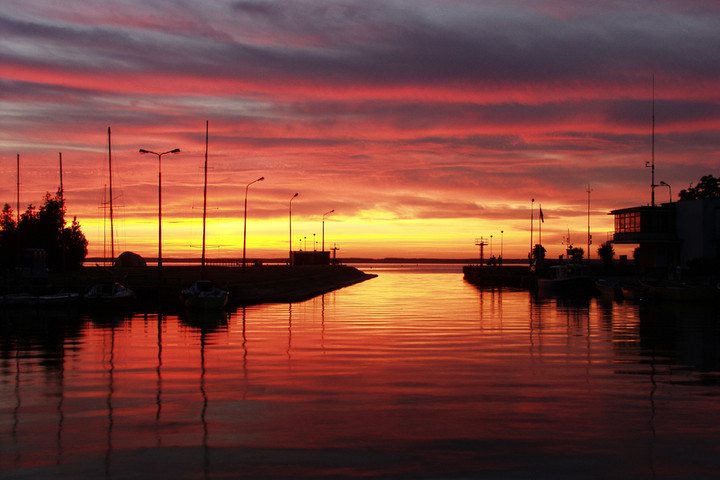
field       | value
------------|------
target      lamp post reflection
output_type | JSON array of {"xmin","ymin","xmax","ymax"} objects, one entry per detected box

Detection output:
[{"xmin": 242, "ymin": 177, "xmax": 264, "ymax": 270}]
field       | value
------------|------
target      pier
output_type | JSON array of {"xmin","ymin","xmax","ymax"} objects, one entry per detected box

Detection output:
[{"xmin": 1, "ymin": 264, "xmax": 377, "ymax": 308}]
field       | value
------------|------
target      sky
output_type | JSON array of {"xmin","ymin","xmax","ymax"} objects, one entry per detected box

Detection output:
[{"xmin": 2, "ymin": 0, "xmax": 719, "ymax": 261}]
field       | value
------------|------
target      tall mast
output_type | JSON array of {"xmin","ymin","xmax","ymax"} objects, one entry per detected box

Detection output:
[
  {"xmin": 103, "ymin": 184, "xmax": 107, "ymax": 265},
  {"xmin": 202, "ymin": 120, "xmax": 209, "ymax": 269},
  {"xmin": 587, "ymin": 184, "xmax": 593, "ymax": 261},
  {"xmin": 108, "ymin": 127, "xmax": 115, "ymax": 263},
  {"xmin": 59, "ymin": 152, "xmax": 64, "ymax": 200},
  {"xmin": 651, "ymin": 75, "xmax": 656, "ymax": 207},
  {"xmin": 16, "ymin": 154, "xmax": 20, "ymax": 223}
]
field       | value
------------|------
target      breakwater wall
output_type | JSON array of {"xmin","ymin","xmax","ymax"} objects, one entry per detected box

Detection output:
[
  {"xmin": 462, "ymin": 265, "xmax": 536, "ymax": 289},
  {"xmin": 2, "ymin": 265, "xmax": 377, "ymax": 307}
]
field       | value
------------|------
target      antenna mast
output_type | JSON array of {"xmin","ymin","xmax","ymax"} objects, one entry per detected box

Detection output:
[
  {"xmin": 587, "ymin": 184, "xmax": 593, "ymax": 261},
  {"xmin": 16, "ymin": 154, "xmax": 20, "ymax": 223},
  {"xmin": 202, "ymin": 120, "xmax": 208, "ymax": 268},
  {"xmin": 108, "ymin": 127, "xmax": 115, "ymax": 263},
  {"xmin": 650, "ymin": 76, "xmax": 656, "ymax": 207},
  {"xmin": 59, "ymin": 152, "xmax": 64, "ymax": 200}
]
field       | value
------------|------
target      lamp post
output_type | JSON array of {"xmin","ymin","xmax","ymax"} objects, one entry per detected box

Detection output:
[
  {"xmin": 139, "ymin": 147, "xmax": 180, "ymax": 279},
  {"xmin": 530, "ymin": 198, "xmax": 535, "ymax": 266},
  {"xmin": 660, "ymin": 181, "xmax": 672, "ymax": 203},
  {"xmin": 322, "ymin": 209, "xmax": 335, "ymax": 252},
  {"xmin": 242, "ymin": 176, "xmax": 264, "ymax": 270},
  {"xmin": 289, "ymin": 193, "xmax": 299, "ymax": 265}
]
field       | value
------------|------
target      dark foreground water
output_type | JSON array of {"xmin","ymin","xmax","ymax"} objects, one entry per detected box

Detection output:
[{"xmin": 2, "ymin": 265, "xmax": 720, "ymax": 479}]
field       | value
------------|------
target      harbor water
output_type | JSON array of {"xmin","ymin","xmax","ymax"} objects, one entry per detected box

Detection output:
[{"xmin": 2, "ymin": 264, "xmax": 720, "ymax": 479}]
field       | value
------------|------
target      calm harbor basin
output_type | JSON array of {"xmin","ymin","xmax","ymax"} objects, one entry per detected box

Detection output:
[{"xmin": 2, "ymin": 264, "xmax": 720, "ymax": 479}]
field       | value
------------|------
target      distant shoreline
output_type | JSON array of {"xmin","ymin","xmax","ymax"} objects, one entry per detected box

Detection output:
[{"xmin": 86, "ymin": 257, "xmax": 534, "ymax": 266}]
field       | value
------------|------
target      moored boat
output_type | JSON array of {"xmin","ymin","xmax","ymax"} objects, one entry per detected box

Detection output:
[
  {"xmin": 0, "ymin": 292, "xmax": 36, "ymax": 307},
  {"xmin": 85, "ymin": 282, "xmax": 135, "ymax": 306},
  {"xmin": 595, "ymin": 278, "xmax": 622, "ymax": 300},
  {"xmin": 537, "ymin": 263, "xmax": 593, "ymax": 296},
  {"xmin": 181, "ymin": 279, "xmax": 228, "ymax": 310},
  {"xmin": 36, "ymin": 290, "xmax": 81, "ymax": 306},
  {"xmin": 620, "ymin": 283, "xmax": 644, "ymax": 301}
]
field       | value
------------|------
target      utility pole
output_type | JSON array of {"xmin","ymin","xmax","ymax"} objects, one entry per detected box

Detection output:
[
  {"xmin": 647, "ymin": 75, "xmax": 656, "ymax": 207},
  {"xmin": 16, "ymin": 154, "xmax": 20, "ymax": 223},
  {"xmin": 587, "ymin": 184, "xmax": 593, "ymax": 262}
]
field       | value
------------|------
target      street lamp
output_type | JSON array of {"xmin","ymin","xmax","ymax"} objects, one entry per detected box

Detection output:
[
  {"xmin": 530, "ymin": 198, "xmax": 535, "ymax": 266},
  {"xmin": 242, "ymin": 176, "xmax": 264, "ymax": 270},
  {"xmin": 659, "ymin": 181, "xmax": 672, "ymax": 203},
  {"xmin": 139, "ymin": 147, "xmax": 180, "ymax": 279},
  {"xmin": 289, "ymin": 193, "xmax": 299, "ymax": 265},
  {"xmin": 322, "ymin": 209, "xmax": 335, "ymax": 252}
]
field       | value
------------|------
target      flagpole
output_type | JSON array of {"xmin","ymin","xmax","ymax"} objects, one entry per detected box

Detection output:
[{"xmin": 539, "ymin": 204, "xmax": 542, "ymax": 247}]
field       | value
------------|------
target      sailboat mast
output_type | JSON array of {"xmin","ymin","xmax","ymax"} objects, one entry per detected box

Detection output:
[
  {"xmin": 108, "ymin": 127, "xmax": 115, "ymax": 263},
  {"xmin": 651, "ymin": 75, "xmax": 656, "ymax": 207},
  {"xmin": 103, "ymin": 184, "xmax": 107, "ymax": 266},
  {"xmin": 202, "ymin": 120, "xmax": 208, "ymax": 268},
  {"xmin": 16, "ymin": 154, "xmax": 20, "ymax": 224},
  {"xmin": 59, "ymin": 152, "xmax": 64, "ymax": 200}
]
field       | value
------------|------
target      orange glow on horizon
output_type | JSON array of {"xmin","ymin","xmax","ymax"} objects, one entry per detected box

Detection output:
[{"xmin": 2, "ymin": 1, "xmax": 718, "ymax": 261}]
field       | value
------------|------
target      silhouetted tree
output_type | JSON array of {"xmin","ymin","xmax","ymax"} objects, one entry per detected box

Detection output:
[
  {"xmin": 567, "ymin": 246, "xmax": 584, "ymax": 263},
  {"xmin": 2, "ymin": 190, "xmax": 88, "ymax": 271},
  {"xmin": 598, "ymin": 242, "xmax": 615, "ymax": 267},
  {"xmin": 0, "ymin": 204, "xmax": 17, "ymax": 270},
  {"xmin": 532, "ymin": 244, "xmax": 546, "ymax": 263},
  {"xmin": 678, "ymin": 174, "xmax": 720, "ymax": 200},
  {"xmin": 61, "ymin": 216, "xmax": 88, "ymax": 268}
]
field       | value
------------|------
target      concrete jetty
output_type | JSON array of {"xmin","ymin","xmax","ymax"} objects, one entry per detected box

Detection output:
[{"xmin": 2, "ymin": 265, "xmax": 377, "ymax": 307}]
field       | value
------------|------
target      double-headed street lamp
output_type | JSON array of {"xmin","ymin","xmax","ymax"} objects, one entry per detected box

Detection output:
[
  {"xmin": 139, "ymin": 147, "xmax": 180, "ymax": 278},
  {"xmin": 242, "ymin": 177, "xmax": 264, "ymax": 270},
  {"xmin": 322, "ymin": 209, "xmax": 335, "ymax": 252},
  {"xmin": 289, "ymin": 193, "xmax": 299, "ymax": 265}
]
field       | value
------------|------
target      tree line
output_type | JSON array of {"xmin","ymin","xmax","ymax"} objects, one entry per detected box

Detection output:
[{"xmin": 0, "ymin": 189, "xmax": 88, "ymax": 272}]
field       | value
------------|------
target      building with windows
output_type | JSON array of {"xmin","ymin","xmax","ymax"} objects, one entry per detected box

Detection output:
[{"xmin": 610, "ymin": 198, "xmax": 720, "ymax": 272}]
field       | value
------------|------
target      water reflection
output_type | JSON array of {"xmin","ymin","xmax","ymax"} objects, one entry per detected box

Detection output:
[{"xmin": 2, "ymin": 268, "xmax": 720, "ymax": 479}]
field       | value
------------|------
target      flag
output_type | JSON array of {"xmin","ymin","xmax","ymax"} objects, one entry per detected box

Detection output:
[{"xmin": 539, "ymin": 206, "xmax": 544, "ymax": 223}]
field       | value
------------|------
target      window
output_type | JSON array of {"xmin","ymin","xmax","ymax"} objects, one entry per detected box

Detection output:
[{"xmin": 615, "ymin": 211, "xmax": 641, "ymax": 233}]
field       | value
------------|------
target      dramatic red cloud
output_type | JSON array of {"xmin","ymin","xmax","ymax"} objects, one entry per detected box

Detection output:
[{"xmin": 1, "ymin": 1, "xmax": 718, "ymax": 260}]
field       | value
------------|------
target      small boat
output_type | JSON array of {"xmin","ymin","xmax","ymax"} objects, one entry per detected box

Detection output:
[
  {"xmin": 537, "ymin": 263, "xmax": 593, "ymax": 296},
  {"xmin": 85, "ymin": 282, "xmax": 135, "ymax": 305},
  {"xmin": 620, "ymin": 283, "xmax": 644, "ymax": 301},
  {"xmin": 0, "ymin": 292, "xmax": 36, "ymax": 307},
  {"xmin": 595, "ymin": 279, "xmax": 622, "ymax": 300},
  {"xmin": 35, "ymin": 290, "xmax": 81, "ymax": 306},
  {"xmin": 181, "ymin": 280, "xmax": 228, "ymax": 310}
]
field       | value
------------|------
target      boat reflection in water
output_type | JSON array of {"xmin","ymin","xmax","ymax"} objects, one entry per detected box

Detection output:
[{"xmin": 2, "ymin": 264, "xmax": 720, "ymax": 479}]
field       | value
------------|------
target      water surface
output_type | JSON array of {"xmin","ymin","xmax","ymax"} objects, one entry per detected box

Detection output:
[{"xmin": 2, "ymin": 265, "xmax": 720, "ymax": 479}]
